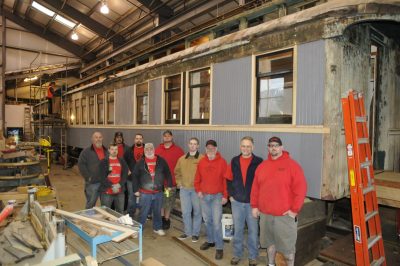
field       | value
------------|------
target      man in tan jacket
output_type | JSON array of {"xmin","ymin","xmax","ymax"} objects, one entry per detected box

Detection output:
[{"xmin": 175, "ymin": 137, "xmax": 204, "ymax": 242}]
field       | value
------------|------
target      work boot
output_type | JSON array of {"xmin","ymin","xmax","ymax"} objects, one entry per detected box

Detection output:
[
  {"xmin": 249, "ymin": 258, "xmax": 258, "ymax": 266},
  {"xmin": 215, "ymin": 249, "xmax": 223, "ymax": 260},
  {"xmin": 230, "ymin": 257, "xmax": 240, "ymax": 265},
  {"xmin": 162, "ymin": 218, "xmax": 171, "ymax": 230},
  {"xmin": 200, "ymin": 242, "xmax": 215, "ymax": 250}
]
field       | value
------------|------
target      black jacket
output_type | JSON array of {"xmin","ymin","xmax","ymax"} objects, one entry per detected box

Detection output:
[
  {"xmin": 78, "ymin": 145, "xmax": 108, "ymax": 184},
  {"xmin": 123, "ymin": 144, "xmax": 145, "ymax": 181},
  {"xmin": 227, "ymin": 154, "xmax": 263, "ymax": 203},
  {"xmin": 99, "ymin": 156, "xmax": 129, "ymax": 193},
  {"xmin": 132, "ymin": 156, "xmax": 172, "ymax": 193}
]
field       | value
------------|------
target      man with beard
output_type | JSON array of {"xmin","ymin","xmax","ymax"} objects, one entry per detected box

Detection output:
[
  {"xmin": 251, "ymin": 136, "xmax": 307, "ymax": 266},
  {"xmin": 78, "ymin": 132, "xmax": 107, "ymax": 208},
  {"xmin": 133, "ymin": 143, "xmax": 172, "ymax": 236},
  {"xmin": 99, "ymin": 143, "xmax": 129, "ymax": 213},
  {"xmin": 114, "ymin": 132, "xmax": 130, "ymax": 159},
  {"xmin": 155, "ymin": 130, "xmax": 184, "ymax": 230},
  {"xmin": 124, "ymin": 133, "xmax": 145, "ymax": 217}
]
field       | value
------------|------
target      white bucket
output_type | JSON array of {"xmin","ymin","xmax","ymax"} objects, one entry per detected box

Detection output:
[{"xmin": 221, "ymin": 213, "xmax": 234, "ymax": 240}]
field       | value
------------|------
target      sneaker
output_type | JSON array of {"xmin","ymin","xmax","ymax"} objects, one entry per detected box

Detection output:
[
  {"xmin": 162, "ymin": 218, "xmax": 171, "ymax": 230},
  {"xmin": 200, "ymin": 242, "xmax": 215, "ymax": 250},
  {"xmin": 230, "ymin": 257, "xmax": 240, "ymax": 265},
  {"xmin": 192, "ymin": 236, "xmax": 199, "ymax": 242},
  {"xmin": 215, "ymin": 249, "xmax": 223, "ymax": 260},
  {"xmin": 178, "ymin": 234, "xmax": 189, "ymax": 240},
  {"xmin": 147, "ymin": 215, "xmax": 152, "ymax": 220},
  {"xmin": 153, "ymin": 229, "xmax": 166, "ymax": 236},
  {"xmin": 249, "ymin": 259, "xmax": 257, "ymax": 266}
]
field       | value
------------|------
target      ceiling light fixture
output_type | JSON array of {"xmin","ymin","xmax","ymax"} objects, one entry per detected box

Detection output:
[
  {"xmin": 71, "ymin": 31, "xmax": 79, "ymax": 40},
  {"xmin": 100, "ymin": 0, "xmax": 109, "ymax": 14},
  {"xmin": 24, "ymin": 76, "xmax": 38, "ymax": 82}
]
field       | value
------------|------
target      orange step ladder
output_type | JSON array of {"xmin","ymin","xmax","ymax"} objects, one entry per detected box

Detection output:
[{"xmin": 341, "ymin": 90, "xmax": 386, "ymax": 266}]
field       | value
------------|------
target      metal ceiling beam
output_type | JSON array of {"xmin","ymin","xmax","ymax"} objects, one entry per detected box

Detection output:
[
  {"xmin": 137, "ymin": 0, "xmax": 173, "ymax": 20},
  {"xmin": 40, "ymin": 0, "xmax": 125, "ymax": 47},
  {"xmin": 81, "ymin": 0, "xmax": 227, "ymax": 73},
  {"xmin": 1, "ymin": 9, "xmax": 96, "ymax": 61}
]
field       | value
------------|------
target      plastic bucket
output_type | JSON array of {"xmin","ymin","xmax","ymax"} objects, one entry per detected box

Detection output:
[{"xmin": 222, "ymin": 213, "xmax": 234, "ymax": 240}]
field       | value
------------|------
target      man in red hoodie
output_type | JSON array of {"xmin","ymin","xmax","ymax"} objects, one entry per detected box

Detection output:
[
  {"xmin": 155, "ymin": 130, "xmax": 184, "ymax": 229},
  {"xmin": 250, "ymin": 136, "xmax": 307, "ymax": 266},
  {"xmin": 194, "ymin": 139, "xmax": 228, "ymax": 260}
]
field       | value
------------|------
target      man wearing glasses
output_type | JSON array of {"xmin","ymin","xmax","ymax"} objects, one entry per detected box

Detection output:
[{"xmin": 250, "ymin": 136, "xmax": 307, "ymax": 266}]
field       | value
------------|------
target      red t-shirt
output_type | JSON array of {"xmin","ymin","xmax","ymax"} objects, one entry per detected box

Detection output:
[
  {"xmin": 93, "ymin": 145, "xmax": 105, "ymax": 160},
  {"xmin": 140, "ymin": 156, "xmax": 159, "ymax": 194},
  {"xmin": 240, "ymin": 156, "xmax": 252, "ymax": 186},
  {"xmin": 106, "ymin": 158, "xmax": 122, "ymax": 194},
  {"xmin": 134, "ymin": 146, "xmax": 144, "ymax": 161},
  {"xmin": 117, "ymin": 144, "xmax": 124, "ymax": 158}
]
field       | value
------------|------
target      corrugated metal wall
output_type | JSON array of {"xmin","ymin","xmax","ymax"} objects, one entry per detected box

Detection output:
[
  {"xmin": 212, "ymin": 56, "xmax": 252, "ymax": 125},
  {"xmin": 149, "ymin": 78, "xmax": 162, "ymax": 124},
  {"xmin": 296, "ymin": 40, "xmax": 325, "ymax": 125},
  {"xmin": 67, "ymin": 128, "xmax": 322, "ymax": 198},
  {"xmin": 115, "ymin": 86, "xmax": 134, "ymax": 125}
]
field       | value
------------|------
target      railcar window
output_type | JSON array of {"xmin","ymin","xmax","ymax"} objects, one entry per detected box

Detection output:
[
  {"xmin": 89, "ymin": 96, "xmax": 95, "ymax": 125},
  {"xmin": 107, "ymin": 91, "xmax": 114, "ymax": 125},
  {"xmin": 97, "ymin": 93, "xmax": 104, "ymax": 125},
  {"xmin": 189, "ymin": 68, "xmax": 210, "ymax": 124},
  {"xmin": 75, "ymin": 99, "xmax": 80, "ymax": 125},
  {"xmin": 165, "ymin": 74, "xmax": 182, "ymax": 124},
  {"xmin": 136, "ymin": 82, "xmax": 148, "ymax": 124},
  {"xmin": 81, "ymin": 97, "xmax": 87, "ymax": 125},
  {"xmin": 256, "ymin": 50, "xmax": 293, "ymax": 124}
]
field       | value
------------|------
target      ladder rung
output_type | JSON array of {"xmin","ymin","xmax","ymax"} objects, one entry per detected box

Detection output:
[
  {"xmin": 358, "ymin": 138, "xmax": 369, "ymax": 144},
  {"xmin": 365, "ymin": 210, "xmax": 378, "ymax": 222},
  {"xmin": 371, "ymin": 257, "xmax": 385, "ymax": 266},
  {"xmin": 363, "ymin": 185, "xmax": 374, "ymax": 195},
  {"xmin": 360, "ymin": 160, "xmax": 371, "ymax": 168},
  {"xmin": 367, "ymin": 235, "xmax": 382, "ymax": 250},
  {"xmin": 355, "ymin": 116, "xmax": 367, "ymax": 122}
]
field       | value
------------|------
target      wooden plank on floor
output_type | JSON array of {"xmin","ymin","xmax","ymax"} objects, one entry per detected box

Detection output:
[
  {"xmin": 171, "ymin": 236, "xmax": 217, "ymax": 266},
  {"xmin": 319, "ymin": 234, "xmax": 355, "ymax": 266}
]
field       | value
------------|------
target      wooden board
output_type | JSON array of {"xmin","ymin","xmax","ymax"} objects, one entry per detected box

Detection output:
[
  {"xmin": 375, "ymin": 171, "xmax": 400, "ymax": 207},
  {"xmin": 319, "ymin": 234, "xmax": 355, "ymax": 266}
]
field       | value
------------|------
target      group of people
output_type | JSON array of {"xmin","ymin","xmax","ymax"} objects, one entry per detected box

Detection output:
[{"xmin": 78, "ymin": 130, "xmax": 307, "ymax": 266}]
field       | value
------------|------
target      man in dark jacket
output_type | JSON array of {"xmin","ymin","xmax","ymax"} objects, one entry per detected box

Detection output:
[
  {"xmin": 123, "ymin": 133, "xmax": 145, "ymax": 217},
  {"xmin": 133, "ymin": 143, "xmax": 173, "ymax": 236},
  {"xmin": 226, "ymin": 136, "xmax": 263, "ymax": 266},
  {"xmin": 78, "ymin": 131, "xmax": 107, "ymax": 209},
  {"xmin": 99, "ymin": 143, "xmax": 129, "ymax": 214}
]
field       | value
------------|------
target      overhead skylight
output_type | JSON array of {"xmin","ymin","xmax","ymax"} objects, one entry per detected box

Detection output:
[
  {"xmin": 55, "ymin": 15, "xmax": 76, "ymax": 29},
  {"xmin": 32, "ymin": 1, "xmax": 55, "ymax": 17}
]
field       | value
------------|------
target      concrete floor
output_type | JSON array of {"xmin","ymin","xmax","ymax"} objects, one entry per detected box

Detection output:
[{"xmin": 50, "ymin": 164, "xmax": 266, "ymax": 266}]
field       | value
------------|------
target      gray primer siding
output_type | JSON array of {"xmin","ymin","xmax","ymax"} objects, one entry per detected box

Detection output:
[
  {"xmin": 68, "ymin": 128, "xmax": 322, "ymax": 199},
  {"xmin": 149, "ymin": 78, "xmax": 162, "ymax": 124},
  {"xmin": 212, "ymin": 56, "xmax": 252, "ymax": 125},
  {"xmin": 115, "ymin": 86, "xmax": 134, "ymax": 125},
  {"xmin": 296, "ymin": 40, "xmax": 325, "ymax": 125}
]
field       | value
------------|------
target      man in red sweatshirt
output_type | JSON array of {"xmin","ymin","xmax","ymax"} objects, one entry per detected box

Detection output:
[
  {"xmin": 194, "ymin": 139, "xmax": 227, "ymax": 260},
  {"xmin": 155, "ymin": 130, "xmax": 184, "ymax": 230},
  {"xmin": 250, "ymin": 136, "xmax": 307, "ymax": 266}
]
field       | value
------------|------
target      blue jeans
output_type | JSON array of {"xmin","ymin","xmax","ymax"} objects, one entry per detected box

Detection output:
[
  {"xmin": 180, "ymin": 188, "xmax": 202, "ymax": 237},
  {"xmin": 139, "ymin": 192, "xmax": 163, "ymax": 230},
  {"xmin": 84, "ymin": 182, "xmax": 100, "ymax": 209},
  {"xmin": 100, "ymin": 193, "xmax": 125, "ymax": 214},
  {"xmin": 201, "ymin": 193, "xmax": 223, "ymax": 249},
  {"xmin": 126, "ymin": 180, "xmax": 138, "ymax": 217},
  {"xmin": 231, "ymin": 199, "xmax": 259, "ymax": 260}
]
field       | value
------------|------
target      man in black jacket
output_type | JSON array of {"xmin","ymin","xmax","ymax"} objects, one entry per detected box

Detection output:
[
  {"xmin": 133, "ymin": 143, "xmax": 172, "ymax": 236},
  {"xmin": 226, "ymin": 136, "xmax": 263, "ymax": 266},
  {"xmin": 99, "ymin": 143, "xmax": 129, "ymax": 214},
  {"xmin": 123, "ymin": 133, "xmax": 145, "ymax": 218},
  {"xmin": 78, "ymin": 132, "xmax": 107, "ymax": 209}
]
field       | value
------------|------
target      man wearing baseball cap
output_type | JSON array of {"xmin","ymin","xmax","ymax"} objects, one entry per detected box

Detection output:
[
  {"xmin": 194, "ymin": 139, "xmax": 228, "ymax": 260},
  {"xmin": 250, "ymin": 136, "xmax": 307, "ymax": 266}
]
